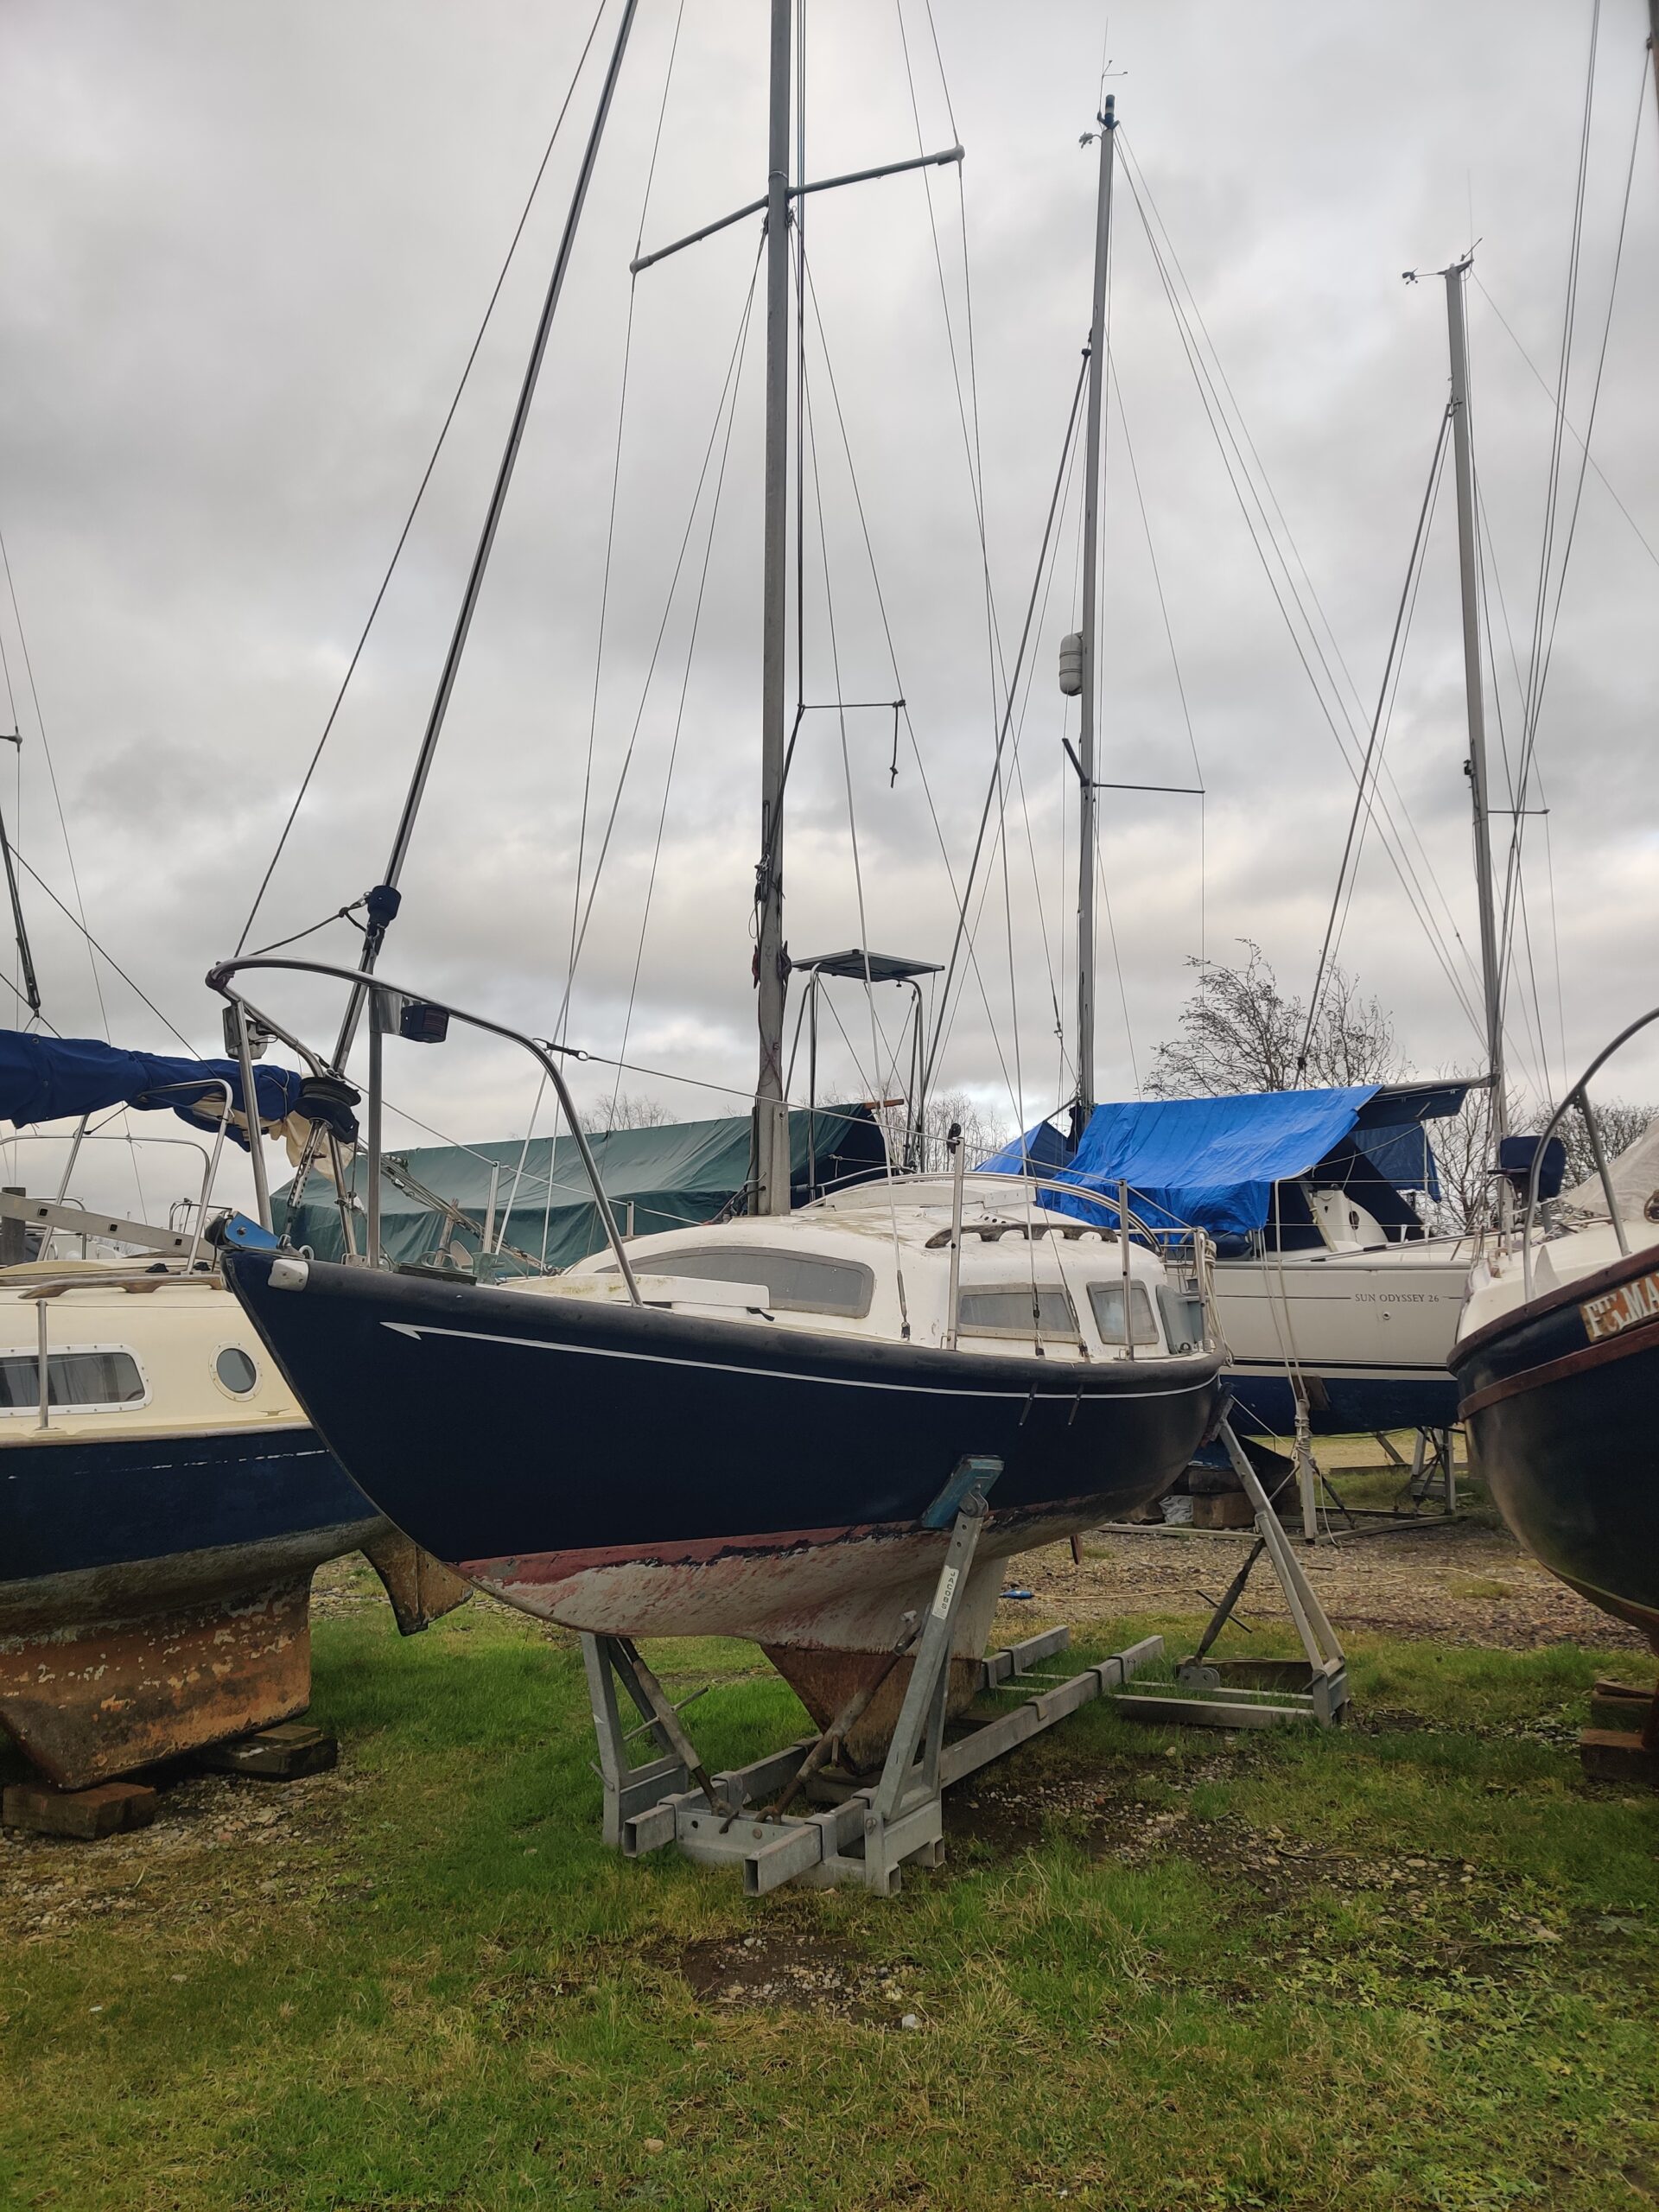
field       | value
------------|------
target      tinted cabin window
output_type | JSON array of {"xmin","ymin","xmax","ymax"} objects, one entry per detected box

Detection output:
[
  {"xmin": 1087, "ymin": 1283, "xmax": 1160, "ymax": 1346},
  {"xmin": 0, "ymin": 1350, "xmax": 145, "ymax": 1409},
  {"xmin": 957, "ymin": 1287, "xmax": 1077, "ymax": 1340},
  {"xmin": 215, "ymin": 1346, "xmax": 259, "ymax": 1394},
  {"xmin": 637, "ymin": 1248, "xmax": 874, "ymax": 1318}
]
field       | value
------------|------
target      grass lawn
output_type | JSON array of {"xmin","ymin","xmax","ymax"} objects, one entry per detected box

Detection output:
[{"xmin": 2, "ymin": 1597, "xmax": 1655, "ymax": 2212}]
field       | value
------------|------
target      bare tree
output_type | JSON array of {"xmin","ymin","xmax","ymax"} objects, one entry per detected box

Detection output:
[
  {"xmin": 580, "ymin": 1090, "xmax": 674, "ymax": 1135},
  {"xmin": 916, "ymin": 1090, "xmax": 1013, "ymax": 1173},
  {"xmin": 872, "ymin": 1090, "xmax": 1012, "ymax": 1174},
  {"xmin": 1146, "ymin": 939, "xmax": 1401, "ymax": 1098},
  {"xmin": 1431, "ymin": 1085, "xmax": 1656, "ymax": 1233},
  {"xmin": 1427, "ymin": 1076, "xmax": 1507, "ymax": 1235},
  {"xmin": 1527, "ymin": 1096, "xmax": 1654, "ymax": 1194}
]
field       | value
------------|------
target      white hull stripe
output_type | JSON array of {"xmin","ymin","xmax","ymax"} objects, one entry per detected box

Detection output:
[{"xmin": 381, "ymin": 1320, "xmax": 1214, "ymax": 1404}]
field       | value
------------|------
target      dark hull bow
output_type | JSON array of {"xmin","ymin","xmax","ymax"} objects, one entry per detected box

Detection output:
[
  {"xmin": 225, "ymin": 1252, "xmax": 1224, "ymax": 1714},
  {"xmin": 1451, "ymin": 1242, "xmax": 1659, "ymax": 1650}
]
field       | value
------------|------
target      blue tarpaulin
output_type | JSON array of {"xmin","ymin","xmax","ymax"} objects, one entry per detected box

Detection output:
[
  {"xmin": 1040, "ymin": 1088, "xmax": 1381, "ymax": 1237},
  {"xmin": 983, "ymin": 1081, "xmax": 1471, "ymax": 1244},
  {"xmin": 0, "ymin": 1030, "xmax": 308, "ymax": 1148}
]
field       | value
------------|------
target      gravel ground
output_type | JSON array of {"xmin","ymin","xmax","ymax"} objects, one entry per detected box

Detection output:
[{"xmin": 1006, "ymin": 1515, "xmax": 1649, "ymax": 1651}]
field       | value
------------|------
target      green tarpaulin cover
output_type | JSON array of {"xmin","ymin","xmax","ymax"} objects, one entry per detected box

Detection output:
[{"xmin": 276, "ymin": 1105, "xmax": 885, "ymax": 1274}]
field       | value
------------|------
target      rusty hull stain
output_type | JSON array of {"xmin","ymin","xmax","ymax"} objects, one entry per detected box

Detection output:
[
  {"xmin": 359, "ymin": 1529, "xmax": 468, "ymax": 1635},
  {"xmin": 762, "ymin": 1644, "xmax": 987, "ymax": 1770},
  {"xmin": 0, "ymin": 1577, "xmax": 314, "ymax": 1789}
]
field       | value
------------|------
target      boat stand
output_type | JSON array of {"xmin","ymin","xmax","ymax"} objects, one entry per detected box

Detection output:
[
  {"xmin": 580, "ymin": 1466, "xmax": 1163, "ymax": 1897},
  {"xmin": 1113, "ymin": 1417, "xmax": 1349, "ymax": 1730}
]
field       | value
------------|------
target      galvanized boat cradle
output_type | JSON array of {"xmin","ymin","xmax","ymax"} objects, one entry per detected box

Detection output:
[{"xmin": 581, "ymin": 1422, "xmax": 1346, "ymax": 1897}]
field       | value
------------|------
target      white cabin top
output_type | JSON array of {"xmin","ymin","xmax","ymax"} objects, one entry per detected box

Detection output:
[{"xmin": 516, "ymin": 1184, "xmax": 1208, "ymax": 1363}]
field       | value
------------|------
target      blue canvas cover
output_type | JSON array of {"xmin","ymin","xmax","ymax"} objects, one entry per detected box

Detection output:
[
  {"xmin": 987, "ymin": 1077, "xmax": 1480, "ymax": 1244},
  {"xmin": 0, "ymin": 1030, "xmax": 306, "ymax": 1149},
  {"xmin": 980, "ymin": 1117, "xmax": 1071, "ymax": 1175},
  {"xmin": 1352, "ymin": 1121, "xmax": 1440, "ymax": 1199},
  {"xmin": 983, "ymin": 1087, "xmax": 1380, "ymax": 1238}
]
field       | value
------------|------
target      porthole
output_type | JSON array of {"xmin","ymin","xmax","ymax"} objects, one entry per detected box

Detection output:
[{"xmin": 215, "ymin": 1345, "xmax": 258, "ymax": 1395}]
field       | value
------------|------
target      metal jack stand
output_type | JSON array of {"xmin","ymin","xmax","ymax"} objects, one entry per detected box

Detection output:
[
  {"xmin": 579, "ymin": 1456, "xmax": 1166, "ymax": 1897},
  {"xmin": 1113, "ymin": 1417, "xmax": 1350, "ymax": 1731}
]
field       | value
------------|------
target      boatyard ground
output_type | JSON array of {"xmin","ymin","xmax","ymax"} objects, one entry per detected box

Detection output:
[{"xmin": 3, "ymin": 1474, "xmax": 1656, "ymax": 2211}]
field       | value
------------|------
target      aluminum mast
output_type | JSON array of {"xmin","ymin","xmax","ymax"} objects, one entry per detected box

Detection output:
[
  {"xmin": 752, "ymin": 0, "xmax": 794, "ymax": 1214},
  {"xmin": 1442, "ymin": 256, "xmax": 1506, "ymax": 1144},
  {"xmin": 1073, "ymin": 94, "xmax": 1116, "ymax": 1128}
]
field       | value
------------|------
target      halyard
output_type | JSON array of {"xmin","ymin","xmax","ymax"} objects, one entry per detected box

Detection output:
[{"xmin": 3, "ymin": 1504, "xmax": 1656, "ymax": 2212}]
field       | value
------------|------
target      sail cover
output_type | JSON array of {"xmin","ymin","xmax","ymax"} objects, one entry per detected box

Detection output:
[
  {"xmin": 983, "ymin": 1080, "xmax": 1472, "ymax": 1241},
  {"xmin": 0, "ymin": 1030, "xmax": 306, "ymax": 1147},
  {"xmin": 278, "ymin": 1103, "xmax": 887, "ymax": 1273}
]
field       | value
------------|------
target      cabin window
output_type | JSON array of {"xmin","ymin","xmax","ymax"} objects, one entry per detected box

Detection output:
[
  {"xmin": 1086, "ymin": 1282, "xmax": 1160, "ymax": 1346},
  {"xmin": 215, "ymin": 1345, "xmax": 259, "ymax": 1395},
  {"xmin": 957, "ymin": 1286, "xmax": 1078, "ymax": 1340},
  {"xmin": 0, "ymin": 1348, "xmax": 146, "ymax": 1411},
  {"xmin": 619, "ymin": 1247, "xmax": 874, "ymax": 1318}
]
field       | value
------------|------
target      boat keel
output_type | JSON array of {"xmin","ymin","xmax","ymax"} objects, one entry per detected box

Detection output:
[{"xmin": 0, "ymin": 1575, "xmax": 314, "ymax": 1789}]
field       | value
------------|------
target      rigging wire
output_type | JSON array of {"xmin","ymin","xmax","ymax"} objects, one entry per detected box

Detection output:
[
  {"xmin": 919, "ymin": 356, "xmax": 1090, "ymax": 1113},
  {"xmin": 1498, "ymin": 33, "xmax": 1645, "ymax": 1014},
  {"xmin": 802, "ymin": 341, "xmax": 913, "ymax": 1332},
  {"xmin": 1106, "ymin": 353, "xmax": 1208, "ymax": 966},
  {"xmin": 1116, "ymin": 129, "xmax": 1487, "ymax": 997},
  {"xmin": 604, "ymin": 249, "xmax": 755, "ymax": 1128},
  {"xmin": 1093, "ymin": 831, "xmax": 1138, "ymax": 1090},
  {"xmin": 895, "ymin": 0, "xmax": 1039, "ymax": 1116},
  {"xmin": 1115, "ymin": 144, "xmax": 1487, "ymax": 1051},
  {"xmin": 236, "ymin": 0, "xmax": 613, "ymax": 959},
  {"xmin": 564, "ymin": 0, "xmax": 686, "ymax": 1044},
  {"xmin": 894, "ymin": 2, "xmax": 1009, "ymax": 716},
  {"xmin": 493, "ymin": 3, "xmax": 687, "ymax": 1249},
  {"xmin": 555, "ymin": 239, "xmax": 766, "ymax": 1027},
  {"xmin": 1514, "ymin": 0, "xmax": 1600, "ymax": 802},
  {"xmin": 996, "ymin": 407, "xmax": 1085, "ymax": 1077},
  {"xmin": 10, "ymin": 847, "xmax": 196, "ymax": 1053},
  {"xmin": 1330, "ymin": 446, "xmax": 1450, "ymax": 1009},
  {"xmin": 1299, "ymin": 408, "xmax": 1452, "ymax": 1071},
  {"xmin": 1472, "ymin": 271, "xmax": 1659, "ymax": 574},
  {"xmin": 1472, "ymin": 480, "xmax": 1553, "ymax": 1098},
  {"xmin": 0, "ymin": 525, "xmax": 111, "ymax": 1047},
  {"xmin": 796, "ymin": 254, "xmax": 1027, "ymax": 1117}
]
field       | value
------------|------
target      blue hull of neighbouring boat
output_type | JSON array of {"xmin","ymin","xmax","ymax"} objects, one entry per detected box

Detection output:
[
  {"xmin": 0, "ymin": 1425, "xmax": 384, "ymax": 1787},
  {"xmin": 3, "ymin": 1425, "xmax": 372, "ymax": 1590},
  {"xmin": 1448, "ymin": 1241, "xmax": 1659, "ymax": 1649},
  {"xmin": 1226, "ymin": 1363, "xmax": 1460, "ymax": 1439},
  {"xmin": 223, "ymin": 1250, "xmax": 1224, "ymax": 1644}
]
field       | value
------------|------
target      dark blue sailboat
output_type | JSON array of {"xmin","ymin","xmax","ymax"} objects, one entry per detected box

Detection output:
[{"xmin": 1450, "ymin": 1011, "xmax": 1659, "ymax": 1659}]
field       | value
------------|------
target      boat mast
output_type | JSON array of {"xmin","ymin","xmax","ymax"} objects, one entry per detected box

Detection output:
[
  {"xmin": 327, "ymin": 0, "xmax": 640, "ymax": 1073},
  {"xmin": 752, "ymin": 0, "xmax": 793, "ymax": 1215},
  {"xmin": 1073, "ymin": 93, "xmax": 1116, "ymax": 1129},
  {"xmin": 1441, "ymin": 256, "xmax": 1506, "ymax": 1146}
]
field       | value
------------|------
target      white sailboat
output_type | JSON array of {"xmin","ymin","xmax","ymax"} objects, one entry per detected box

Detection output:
[{"xmin": 982, "ymin": 143, "xmax": 1520, "ymax": 1456}]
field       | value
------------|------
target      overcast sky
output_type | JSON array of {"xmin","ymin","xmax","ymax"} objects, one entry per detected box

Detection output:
[{"xmin": 1, "ymin": 0, "xmax": 1655, "ymax": 1217}]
